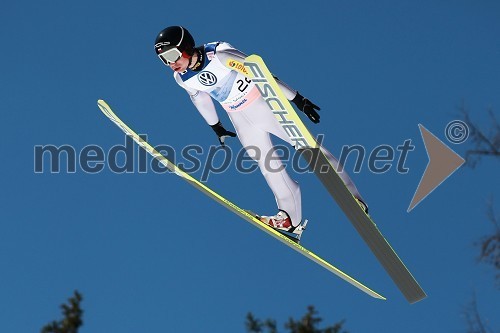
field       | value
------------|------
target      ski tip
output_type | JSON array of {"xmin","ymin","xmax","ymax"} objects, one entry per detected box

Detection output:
[
  {"xmin": 97, "ymin": 101, "xmax": 106, "ymax": 114},
  {"xmin": 247, "ymin": 54, "xmax": 263, "ymax": 62},
  {"xmin": 97, "ymin": 100, "xmax": 114, "ymax": 117}
]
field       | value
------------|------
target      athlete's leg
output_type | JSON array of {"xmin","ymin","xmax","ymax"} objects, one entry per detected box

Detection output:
[{"xmin": 228, "ymin": 110, "xmax": 302, "ymax": 226}]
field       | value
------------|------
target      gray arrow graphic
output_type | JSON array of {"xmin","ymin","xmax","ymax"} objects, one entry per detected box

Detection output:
[{"xmin": 408, "ymin": 124, "xmax": 465, "ymax": 212}]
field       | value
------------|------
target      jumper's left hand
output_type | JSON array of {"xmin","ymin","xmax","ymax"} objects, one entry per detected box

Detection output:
[
  {"xmin": 292, "ymin": 92, "xmax": 321, "ymax": 124},
  {"xmin": 210, "ymin": 121, "xmax": 237, "ymax": 146}
]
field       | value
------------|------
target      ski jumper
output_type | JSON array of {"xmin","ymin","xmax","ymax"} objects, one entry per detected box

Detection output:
[{"xmin": 173, "ymin": 42, "xmax": 363, "ymax": 226}]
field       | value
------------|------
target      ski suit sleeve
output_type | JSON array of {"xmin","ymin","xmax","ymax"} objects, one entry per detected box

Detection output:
[
  {"xmin": 215, "ymin": 44, "xmax": 298, "ymax": 101},
  {"xmin": 174, "ymin": 72, "xmax": 219, "ymax": 126}
]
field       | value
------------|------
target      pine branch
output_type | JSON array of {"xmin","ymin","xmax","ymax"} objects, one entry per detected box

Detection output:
[
  {"xmin": 248, "ymin": 305, "xmax": 347, "ymax": 333},
  {"xmin": 41, "ymin": 291, "xmax": 83, "ymax": 333},
  {"xmin": 462, "ymin": 293, "xmax": 495, "ymax": 333},
  {"xmin": 459, "ymin": 105, "xmax": 500, "ymax": 168},
  {"xmin": 475, "ymin": 198, "xmax": 500, "ymax": 286}
]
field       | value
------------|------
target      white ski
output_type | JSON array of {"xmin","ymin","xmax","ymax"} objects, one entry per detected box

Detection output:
[
  {"xmin": 229, "ymin": 55, "xmax": 426, "ymax": 304},
  {"xmin": 97, "ymin": 99, "xmax": 385, "ymax": 300}
]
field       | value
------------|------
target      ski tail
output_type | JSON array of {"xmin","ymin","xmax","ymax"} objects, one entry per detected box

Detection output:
[
  {"xmin": 300, "ymin": 148, "xmax": 427, "ymax": 303},
  {"xmin": 237, "ymin": 55, "xmax": 426, "ymax": 304}
]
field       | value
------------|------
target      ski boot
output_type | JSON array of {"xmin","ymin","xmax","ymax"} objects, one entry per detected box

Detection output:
[
  {"xmin": 258, "ymin": 210, "xmax": 308, "ymax": 244},
  {"xmin": 355, "ymin": 198, "xmax": 369, "ymax": 215}
]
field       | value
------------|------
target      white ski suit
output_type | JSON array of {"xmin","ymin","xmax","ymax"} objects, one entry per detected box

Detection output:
[{"xmin": 173, "ymin": 42, "xmax": 362, "ymax": 226}]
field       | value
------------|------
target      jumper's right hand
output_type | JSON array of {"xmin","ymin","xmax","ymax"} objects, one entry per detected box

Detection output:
[
  {"xmin": 292, "ymin": 92, "xmax": 321, "ymax": 124},
  {"xmin": 210, "ymin": 121, "xmax": 236, "ymax": 146}
]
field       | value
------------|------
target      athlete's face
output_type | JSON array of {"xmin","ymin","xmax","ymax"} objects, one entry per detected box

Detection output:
[{"xmin": 169, "ymin": 56, "xmax": 190, "ymax": 72}]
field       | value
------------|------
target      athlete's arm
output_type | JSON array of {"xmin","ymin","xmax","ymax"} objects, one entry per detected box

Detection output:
[
  {"xmin": 174, "ymin": 73, "xmax": 219, "ymax": 125},
  {"xmin": 189, "ymin": 91, "xmax": 220, "ymax": 125},
  {"xmin": 174, "ymin": 72, "xmax": 236, "ymax": 145}
]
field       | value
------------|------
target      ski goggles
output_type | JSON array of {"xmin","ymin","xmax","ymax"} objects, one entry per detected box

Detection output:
[{"xmin": 157, "ymin": 47, "xmax": 183, "ymax": 65}]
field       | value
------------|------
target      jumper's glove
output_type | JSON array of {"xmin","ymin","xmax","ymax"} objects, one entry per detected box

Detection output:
[
  {"xmin": 292, "ymin": 92, "xmax": 321, "ymax": 124},
  {"xmin": 210, "ymin": 121, "xmax": 236, "ymax": 146}
]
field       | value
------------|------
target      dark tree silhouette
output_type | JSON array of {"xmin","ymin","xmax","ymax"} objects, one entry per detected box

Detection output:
[
  {"xmin": 460, "ymin": 105, "xmax": 500, "ymax": 168},
  {"xmin": 460, "ymin": 106, "xmax": 499, "ymax": 333},
  {"xmin": 41, "ymin": 290, "xmax": 83, "ymax": 333},
  {"xmin": 246, "ymin": 306, "xmax": 347, "ymax": 333},
  {"xmin": 461, "ymin": 106, "xmax": 500, "ymax": 283},
  {"xmin": 462, "ymin": 292, "xmax": 496, "ymax": 333},
  {"xmin": 475, "ymin": 198, "xmax": 500, "ymax": 285}
]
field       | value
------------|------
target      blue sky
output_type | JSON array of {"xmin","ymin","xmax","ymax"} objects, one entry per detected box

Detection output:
[{"xmin": 1, "ymin": 0, "xmax": 499, "ymax": 332}]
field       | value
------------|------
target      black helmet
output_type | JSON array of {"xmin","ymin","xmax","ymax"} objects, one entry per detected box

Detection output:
[{"xmin": 154, "ymin": 26, "xmax": 195, "ymax": 65}]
